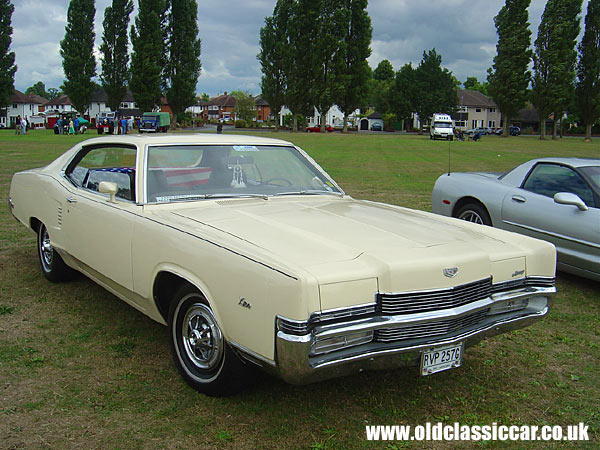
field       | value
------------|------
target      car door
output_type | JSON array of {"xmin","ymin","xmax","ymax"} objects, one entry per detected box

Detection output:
[
  {"xmin": 61, "ymin": 143, "xmax": 139, "ymax": 291},
  {"xmin": 501, "ymin": 162, "xmax": 599, "ymax": 275}
]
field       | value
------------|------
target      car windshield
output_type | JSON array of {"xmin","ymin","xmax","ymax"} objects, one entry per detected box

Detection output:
[
  {"xmin": 146, "ymin": 144, "xmax": 342, "ymax": 203},
  {"xmin": 580, "ymin": 166, "xmax": 600, "ymax": 190},
  {"xmin": 434, "ymin": 122, "xmax": 453, "ymax": 128}
]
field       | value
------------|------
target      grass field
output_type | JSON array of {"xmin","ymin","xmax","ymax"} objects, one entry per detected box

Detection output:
[{"xmin": 0, "ymin": 129, "xmax": 599, "ymax": 449}]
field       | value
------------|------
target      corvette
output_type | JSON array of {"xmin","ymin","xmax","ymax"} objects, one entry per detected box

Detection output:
[
  {"xmin": 432, "ymin": 158, "xmax": 599, "ymax": 281},
  {"xmin": 9, "ymin": 134, "xmax": 556, "ymax": 395}
]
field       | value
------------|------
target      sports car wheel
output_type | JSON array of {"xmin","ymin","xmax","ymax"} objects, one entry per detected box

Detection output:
[
  {"xmin": 455, "ymin": 203, "xmax": 492, "ymax": 226},
  {"xmin": 168, "ymin": 284, "xmax": 256, "ymax": 396},
  {"xmin": 37, "ymin": 223, "xmax": 75, "ymax": 282}
]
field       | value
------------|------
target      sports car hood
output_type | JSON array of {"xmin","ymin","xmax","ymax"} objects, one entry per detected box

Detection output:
[{"xmin": 160, "ymin": 197, "xmax": 529, "ymax": 271}]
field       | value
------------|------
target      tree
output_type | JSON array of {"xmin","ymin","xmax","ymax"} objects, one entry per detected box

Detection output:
[
  {"xmin": 286, "ymin": 0, "xmax": 320, "ymax": 131},
  {"xmin": 391, "ymin": 63, "xmax": 417, "ymax": 131},
  {"xmin": 46, "ymin": 88, "xmax": 62, "ymax": 101},
  {"xmin": 413, "ymin": 49, "xmax": 457, "ymax": 134},
  {"xmin": 487, "ymin": 0, "xmax": 532, "ymax": 137},
  {"xmin": 130, "ymin": 0, "xmax": 165, "ymax": 113},
  {"xmin": 258, "ymin": 0, "xmax": 294, "ymax": 131},
  {"xmin": 532, "ymin": 0, "xmax": 582, "ymax": 140},
  {"xmin": 201, "ymin": 93, "xmax": 210, "ymax": 102},
  {"xmin": 100, "ymin": 0, "xmax": 134, "ymax": 112},
  {"xmin": 60, "ymin": 0, "xmax": 96, "ymax": 115},
  {"xmin": 231, "ymin": 91, "xmax": 256, "ymax": 123},
  {"xmin": 373, "ymin": 59, "xmax": 394, "ymax": 81},
  {"xmin": 334, "ymin": 0, "xmax": 371, "ymax": 133},
  {"xmin": 163, "ymin": 0, "xmax": 202, "ymax": 122},
  {"xmin": 575, "ymin": 0, "xmax": 600, "ymax": 142},
  {"xmin": 313, "ymin": 1, "xmax": 347, "ymax": 131},
  {"xmin": 0, "ymin": 0, "xmax": 16, "ymax": 108},
  {"xmin": 25, "ymin": 81, "xmax": 48, "ymax": 98},
  {"xmin": 463, "ymin": 76, "xmax": 488, "ymax": 95}
]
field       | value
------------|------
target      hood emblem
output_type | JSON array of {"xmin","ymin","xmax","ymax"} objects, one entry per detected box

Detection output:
[{"xmin": 443, "ymin": 267, "xmax": 459, "ymax": 278}]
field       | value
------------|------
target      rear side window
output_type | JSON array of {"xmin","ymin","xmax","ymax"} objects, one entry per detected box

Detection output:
[
  {"xmin": 522, "ymin": 163, "xmax": 595, "ymax": 206},
  {"xmin": 66, "ymin": 145, "xmax": 137, "ymax": 201}
]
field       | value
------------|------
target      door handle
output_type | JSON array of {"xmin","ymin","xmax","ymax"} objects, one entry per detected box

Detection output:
[
  {"xmin": 66, "ymin": 197, "xmax": 77, "ymax": 204},
  {"xmin": 511, "ymin": 195, "xmax": 526, "ymax": 203}
]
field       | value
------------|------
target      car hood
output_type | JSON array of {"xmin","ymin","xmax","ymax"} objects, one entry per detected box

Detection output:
[{"xmin": 158, "ymin": 196, "xmax": 526, "ymax": 270}]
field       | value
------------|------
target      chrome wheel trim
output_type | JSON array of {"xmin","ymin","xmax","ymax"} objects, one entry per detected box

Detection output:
[
  {"xmin": 458, "ymin": 210, "xmax": 484, "ymax": 225},
  {"xmin": 40, "ymin": 227, "xmax": 54, "ymax": 269},
  {"xmin": 181, "ymin": 301, "xmax": 223, "ymax": 371}
]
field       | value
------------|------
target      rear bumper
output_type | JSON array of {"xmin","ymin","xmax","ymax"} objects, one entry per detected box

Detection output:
[{"xmin": 274, "ymin": 283, "xmax": 555, "ymax": 384}]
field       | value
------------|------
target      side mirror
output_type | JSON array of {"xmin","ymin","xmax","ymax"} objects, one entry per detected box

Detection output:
[
  {"xmin": 554, "ymin": 192, "xmax": 588, "ymax": 211},
  {"xmin": 98, "ymin": 181, "xmax": 118, "ymax": 203}
]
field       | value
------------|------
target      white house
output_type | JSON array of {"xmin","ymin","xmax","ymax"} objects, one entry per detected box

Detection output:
[
  {"xmin": 2, "ymin": 90, "xmax": 44, "ymax": 127},
  {"xmin": 279, "ymin": 104, "xmax": 361, "ymax": 128}
]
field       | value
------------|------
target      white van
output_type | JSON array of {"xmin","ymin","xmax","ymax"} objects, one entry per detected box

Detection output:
[{"xmin": 430, "ymin": 113, "xmax": 454, "ymax": 140}]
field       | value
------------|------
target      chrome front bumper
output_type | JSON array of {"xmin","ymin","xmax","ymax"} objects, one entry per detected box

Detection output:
[{"xmin": 274, "ymin": 282, "xmax": 555, "ymax": 385}]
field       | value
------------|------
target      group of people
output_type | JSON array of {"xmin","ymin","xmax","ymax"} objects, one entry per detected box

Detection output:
[
  {"xmin": 14, "ymin": 115, "xmax": 28, "ymax": 135},
  {"xmin": 54, "ymin": 117, "xmax": 87, "ymax": 135}
]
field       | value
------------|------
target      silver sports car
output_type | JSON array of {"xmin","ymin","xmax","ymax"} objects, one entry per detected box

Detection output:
[{"xmin": 432, "ymin": 158, "xmax": 599, "ymax": 281}]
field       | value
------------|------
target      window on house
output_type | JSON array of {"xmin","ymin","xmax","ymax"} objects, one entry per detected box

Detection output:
[
  {"xmin": 475, "ymin": 108, "xmax": 481, "ymax": 113},
  {"xmin": 12, "ymin": 104, "xmax": 17, "ymax": 109},
  {"xmin": 489, "ymin": 108, "xmax": 496, "ymax": 113},
  {"xmin": 472, "ymin": 120, "xmax": 478, "ymax": 128},
  {"xmin": 488, "ymin": 120, "xmax": 496, "ymax": 128}
]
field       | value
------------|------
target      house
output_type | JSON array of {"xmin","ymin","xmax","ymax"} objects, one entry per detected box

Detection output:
[
  {"xmin": 45, "ymin": 95, "xmax": 76, "ymax": 115},
  {"xmin": 204, "ymin": 92, "xmax": 236, "ymax": 121},
  {"xmin": 27, "ymin": 95, "xmax": 49, "ymax": 113},
  {"xmin": 359, "ymin": 112, "xmax": 384, "ymax": 131},
  {"xmin": 279, "ymin": 104, "xmax": 360, "ymax": 128},
  {"xmin": 454, "ymin": 90, "xmax": 501, "ymax": 131},
  {"xmin": 254, "ymin": 97, "xmax": 272, "ymax": 122},
  {"xmin": 186, "ymin": 98, "xmax": 208, "ymax": 119},
  {"xmin": 2, "ymin": 90, "xmax": 44, "ymax": 127}
]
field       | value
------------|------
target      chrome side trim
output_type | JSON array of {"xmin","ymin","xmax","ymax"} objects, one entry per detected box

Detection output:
[
  {"xmin": 502, "ymin": 220, "xmax": 600, "ymax": 249},
  {"xmin": 229, "ymin": 340, "xmax": 276, "ymax": 368}
]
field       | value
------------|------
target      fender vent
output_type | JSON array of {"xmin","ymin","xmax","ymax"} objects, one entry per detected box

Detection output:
[{"xmin": 57, "ymin": 207, "xmax": 63, "ymax": 227}]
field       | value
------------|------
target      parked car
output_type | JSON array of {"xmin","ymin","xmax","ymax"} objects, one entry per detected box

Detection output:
[
  {"xmin": 495, "ymin": 126, "xmax": 521, "ymax": 136},
  {"xmin": 432, "ymin": 157, "xmax": 599, "ymax": 281},
  {"xmin": 467, "ymin": 127, "xmax": 492, "ymax": 135},
  {"xmin": 306, "ymin": 125, "xmax": 334, "ymax": 133},
  {"xmin": 371, "ymin": 122, "xmax": 383, "ymax": 131},
  {"xmin": 9, "ymin": 135, "xmax": 556, "ymax": 396}
]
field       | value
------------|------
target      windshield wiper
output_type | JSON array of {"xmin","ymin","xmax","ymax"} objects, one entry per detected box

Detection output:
[
  {"xmin": 273, "ymin": 190, "xmax": 344, "ymax": 197},
  {"xmin": 203, "ymin": 193, "xmax": 269, "ymax": 200}
]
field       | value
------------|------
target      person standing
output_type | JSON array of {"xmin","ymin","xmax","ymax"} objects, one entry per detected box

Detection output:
[
  {"xmin": 68, "ymin": 119, "xmax": 75, "ymax": 135},
  {"xmin": 15, "ymin": 115, "xmax": 21, "ymax": 135},
  {"xmin": 21, "ymin": 117, "xmax": 27, "ymax": 135}
]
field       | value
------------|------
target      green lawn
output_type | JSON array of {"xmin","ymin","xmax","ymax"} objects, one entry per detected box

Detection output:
[{"xmin": 0, "ymin": 129, "xmax": 598, "ymax": 449}]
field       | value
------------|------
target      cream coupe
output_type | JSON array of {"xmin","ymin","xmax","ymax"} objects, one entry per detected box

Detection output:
[{"xmin": 9, "ymin": 135, "xmax": 556, "ymax": 396}]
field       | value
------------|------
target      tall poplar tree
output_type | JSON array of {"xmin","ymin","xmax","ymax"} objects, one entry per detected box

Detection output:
[
  {"xmin": 414, "ymin": 49, "xmax": 457, "ymax": 134},
  {"xmin": 100, "ymin": 0, "xmax": 134, "ymax": 112},
  {"xmin": 532, "ymin": 0, "xmax": 582, "ymax": 139},
  {"xmin": 314, "ymin": 0, "xmax": 347, "ymax": 131},
  {"xmin": 487, "ymin": 0, "xmax": 532, "ymax": 137},
  {"xmin": 334, "ymin": 0, "xmax": 371, "ymax": 133},
  {"xmin": 576, "ymin": 0, "xmax": 600, "ymax": 142},
  {"xmin": 60, "ymin": 0, "xmax": 96, "ymax": 115},
  {"xmin": 391, "ymin": 63, "xmax": 417, "ymax": 131},
  {"xmin": 130, "ymin": 0, "xmax": 165, "ymax": 113},
  {"xmin": 0, "ymin": 0, "xmax": 16, "ymax": 108},
  {"xmin": 163, "ymin": 0, "xmax": 202, "ymax": 122},
  {"xmin": 258, "ymin": 0, "xmax": 294, "ymax": 131},
  {"xmin": 286, "ymin": 0, "xmax": 320, "ymax": 131}
]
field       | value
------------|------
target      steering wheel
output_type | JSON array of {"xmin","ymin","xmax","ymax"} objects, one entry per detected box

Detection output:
[{"xmin": 263, "ymin": 177, "xmax": 293, "ymax": 187}]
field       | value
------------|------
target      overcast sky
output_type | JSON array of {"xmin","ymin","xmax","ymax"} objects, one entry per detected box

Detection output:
[{"xmin": 11, "ymin": 0, "xmax": 590, "ymax": 97}]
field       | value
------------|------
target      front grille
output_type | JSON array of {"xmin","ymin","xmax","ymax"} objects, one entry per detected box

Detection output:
[
  {"xmin": 374, "ymin": 308, "xmax": 490, "ymax": 342},
  {"xmin": 377, "ymin": 278, "xmax": 492, "ymax": 315}
]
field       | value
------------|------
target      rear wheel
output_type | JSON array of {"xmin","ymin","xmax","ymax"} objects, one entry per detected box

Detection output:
[
  {"xmin": 168, "ymin": 284, "xmax": 256, "ymax": 396},
  {"xmin": 455, "ymin": 203, "xmax": 492, "ymax": 226},
  {"xmin": 37, "ymin": 223, "xmax": 75, "ymax": 281}
]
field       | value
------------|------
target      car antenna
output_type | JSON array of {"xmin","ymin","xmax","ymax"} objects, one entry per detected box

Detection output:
[{"xmin": 447, "ymin": 139, "xmax": 451, "ymax": 175}]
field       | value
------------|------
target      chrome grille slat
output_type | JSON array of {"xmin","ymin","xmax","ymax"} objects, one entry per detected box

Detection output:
[
  {"xmin": 378, "ymin": 278, "xmax": 493, "ymax": 315},
  {"xmin": 375, "ymin": 310, "xmax": 490, "ymax": 342}
]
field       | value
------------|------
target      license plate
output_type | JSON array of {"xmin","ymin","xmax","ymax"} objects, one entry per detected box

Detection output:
[{"xmin": 421, "ymin": 342, "xmax": 463, "ymax": 376}]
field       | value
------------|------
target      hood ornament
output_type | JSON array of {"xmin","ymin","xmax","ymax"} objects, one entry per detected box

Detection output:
[{"xmin": 443, "ymin": 267, "xmax": 459, "ymax": 278}]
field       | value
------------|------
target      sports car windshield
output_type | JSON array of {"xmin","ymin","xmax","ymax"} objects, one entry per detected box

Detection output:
[{"xmin": 146, "ymin": 144, "xmax": 342, "ymax": 203}]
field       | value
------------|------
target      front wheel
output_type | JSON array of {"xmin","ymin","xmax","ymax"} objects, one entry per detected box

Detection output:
[
  {"xmin": 168, "ymin": 284, "xmax": 256, "ymax": 396},
  {"xmin": 455, "ymin": 203, "xmax": 492, "ymax": 226},
  {"xmin": 37, "ymin": 223, "xmax": 75, "ymax": 281}
]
